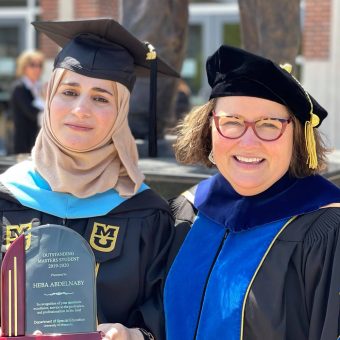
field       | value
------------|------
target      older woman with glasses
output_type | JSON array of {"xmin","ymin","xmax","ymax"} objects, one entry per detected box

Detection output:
[{"xmin": 164, "ymin": 45, "xmax": 340, "ymax": 340}]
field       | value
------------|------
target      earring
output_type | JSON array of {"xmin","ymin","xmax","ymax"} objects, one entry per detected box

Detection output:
[{"xmin": 208, "ymin": 150, "xmax": 216, "ymax": 164}]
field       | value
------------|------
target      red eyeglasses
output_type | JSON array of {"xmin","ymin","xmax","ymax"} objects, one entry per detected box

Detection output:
[{"xmin": 212, "ymin": 111, "xmax": 292, "ymax": 141}]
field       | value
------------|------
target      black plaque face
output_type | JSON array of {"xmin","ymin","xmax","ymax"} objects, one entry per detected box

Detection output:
[{"xmin": 25, "ymin": 225, "xmax": 96, "ymax": 334}]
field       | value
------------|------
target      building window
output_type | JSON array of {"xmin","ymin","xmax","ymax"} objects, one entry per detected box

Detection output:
[{"xmin": 0, "ymin": 0, "xmax": 28, "ymax": 6}]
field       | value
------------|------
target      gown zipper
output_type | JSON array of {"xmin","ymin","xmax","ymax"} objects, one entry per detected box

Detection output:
[{"xmin": 193, "ymin": 227, "xmax": 230, "ymax": 339}]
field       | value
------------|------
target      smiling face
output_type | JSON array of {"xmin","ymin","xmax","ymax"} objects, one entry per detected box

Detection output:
[
  {"xmin": 50, "ymin": 71, "xmax": 117, "ymax": 151},
  {"xmin": 212, "ymin": 96, "xmax": 294, "ymax": 196}
]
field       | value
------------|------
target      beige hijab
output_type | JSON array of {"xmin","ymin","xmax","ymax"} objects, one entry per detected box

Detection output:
[{"xmin": 32, "ymin": 68, "xmax": 144, "ymax": 198}]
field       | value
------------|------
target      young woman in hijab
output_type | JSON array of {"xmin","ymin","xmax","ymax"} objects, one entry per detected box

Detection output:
[
  {"xmin": 164, "ymin": 45, "xmax": 340, "ymax": 340},
  {"xmin": 0, "ymin": 19, "xmax": 178, "ymax": 340}
]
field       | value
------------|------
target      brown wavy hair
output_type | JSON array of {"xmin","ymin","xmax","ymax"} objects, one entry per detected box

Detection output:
[{"xmin": 173, "ymin": 98, "xmax": 328, "ymax": 176}]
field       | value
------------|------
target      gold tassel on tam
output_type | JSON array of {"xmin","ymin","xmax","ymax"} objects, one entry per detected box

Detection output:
[
  {"xmin": 305, "ymin": 113, "xmax": 320, "ymax": 169},
  {"xmin": 280, "ymin": 63, "xmax": 319, "ymax": 170},
  {"xmin": 303, "ymin": 89, "xmax": 320, "ymax": 170}
]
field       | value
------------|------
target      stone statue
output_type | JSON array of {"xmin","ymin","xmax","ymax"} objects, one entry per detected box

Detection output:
[
  {"xmin": 122, "ymin": 0, "xmax": 189, "ymax": 139},
  {"xmin": 238, "ymin": 0, "xmax": 301, "ymax": 67}
]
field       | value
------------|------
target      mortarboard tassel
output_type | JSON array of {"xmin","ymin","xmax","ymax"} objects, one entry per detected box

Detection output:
[
  {"xmin": 146, "ymin": 42, "xmax": 158, "ymax": 158},
  {"xmin": 304, "ymin": 113, "xmax": 319, "ymax": 169},
  {"xmin": 280, "ymin": 63, "xmax": 319, "ymax": 169},
  {"xmin": 302, "ymin": 89, "xmax": 319, "ymax": 170}
]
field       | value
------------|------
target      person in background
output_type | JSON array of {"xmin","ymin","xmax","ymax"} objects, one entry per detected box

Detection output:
[
  {"xmin": 165, "ymin": 45, "xmax": 340, "ymax": 340},
  {"xmin": 10, "ymin": 50, "xmax": 45, "ymax": 154},
  {"xmin": 0, "ymin": 18, "xmax": 178, "ymax": 340}
]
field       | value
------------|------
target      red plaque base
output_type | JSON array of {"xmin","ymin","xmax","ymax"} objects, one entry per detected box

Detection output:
[{"xmin": 0, "ymin": 332, "xmax": 102, "ymax": 339}]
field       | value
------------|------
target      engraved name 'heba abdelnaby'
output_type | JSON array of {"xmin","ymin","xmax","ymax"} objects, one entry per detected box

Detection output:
[{"xmin": 32, "ymin": 280, "xmax": 85, "ymax": 288}]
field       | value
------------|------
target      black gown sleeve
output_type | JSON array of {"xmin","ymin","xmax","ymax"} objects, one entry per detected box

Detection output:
[
  {"xmin": 127, "ymin": 209, "xmax": 174, "ymax": 340},
  {"xmin": 166, "ymin": 186, "xmax": 198, "ymax": 272},
  {"xmin": 302, "ymin": 208, "xmax": 340, "ymax": 340},
  {"xmin": 11, "ymin": 86, "xmax": 40, "ymax": 121}
]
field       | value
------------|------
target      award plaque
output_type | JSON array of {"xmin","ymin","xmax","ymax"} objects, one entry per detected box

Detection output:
[{"xmin": 0, "ymin": 224, "xmax": 102, "ymax": 339}]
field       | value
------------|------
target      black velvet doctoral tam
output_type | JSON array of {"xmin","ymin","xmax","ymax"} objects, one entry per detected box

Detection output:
[{"xmin": 206, "ymin": 45, "xmax": 327, "ymax": 126}]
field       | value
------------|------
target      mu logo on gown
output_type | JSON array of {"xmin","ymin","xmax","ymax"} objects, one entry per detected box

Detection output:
[
  {"xmin": 90, "ymin": 222, "xmax": 120, "ymax": 252},
  {"xmin": 5, "ymin": 223, "xmax": 32, "ymax": 250}
]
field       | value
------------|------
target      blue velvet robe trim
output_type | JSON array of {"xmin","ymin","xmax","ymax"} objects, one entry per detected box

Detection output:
[
  {"xmin": 0, "ymin": 160, "xmax": 148, "ymax": 219},
  {"xmin": 165, "ymin": 213, "xmax": 227, "ymax": 340},
  {"xmin": 165, "ymin": 213, "xmax": 291, "ymax": 340},
  {"xmin": 195, "ymin": 216, "xmax": 290, "ymax": 339},
  {"xmin": 195, "ymin": 172, "xmax": 340, "ymax": 231}
]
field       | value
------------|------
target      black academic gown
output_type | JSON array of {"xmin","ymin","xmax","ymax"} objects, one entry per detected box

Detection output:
[
  {"xmin": 243, "ymin": 208, "xmax": 340, "ymax": 340},
  {"xmin": 0, "ymin": 174, "xmax": 174, "ymax": 339},
  {"xmin": 166, "ymin": 173, "xmax": 340, "ymax": 340},
  {"xmin": 10, "ymin": 79, "xmax": 40, "ymax": 153}
]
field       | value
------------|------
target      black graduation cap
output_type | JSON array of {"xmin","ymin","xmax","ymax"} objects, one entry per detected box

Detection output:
[
  {"xmin": 206, "ymin": 44, "xmax": 328, "ymax": 169},
  {"xmin": 32, "ymin": 18, "xmax": 180, "ymax": 157}
]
